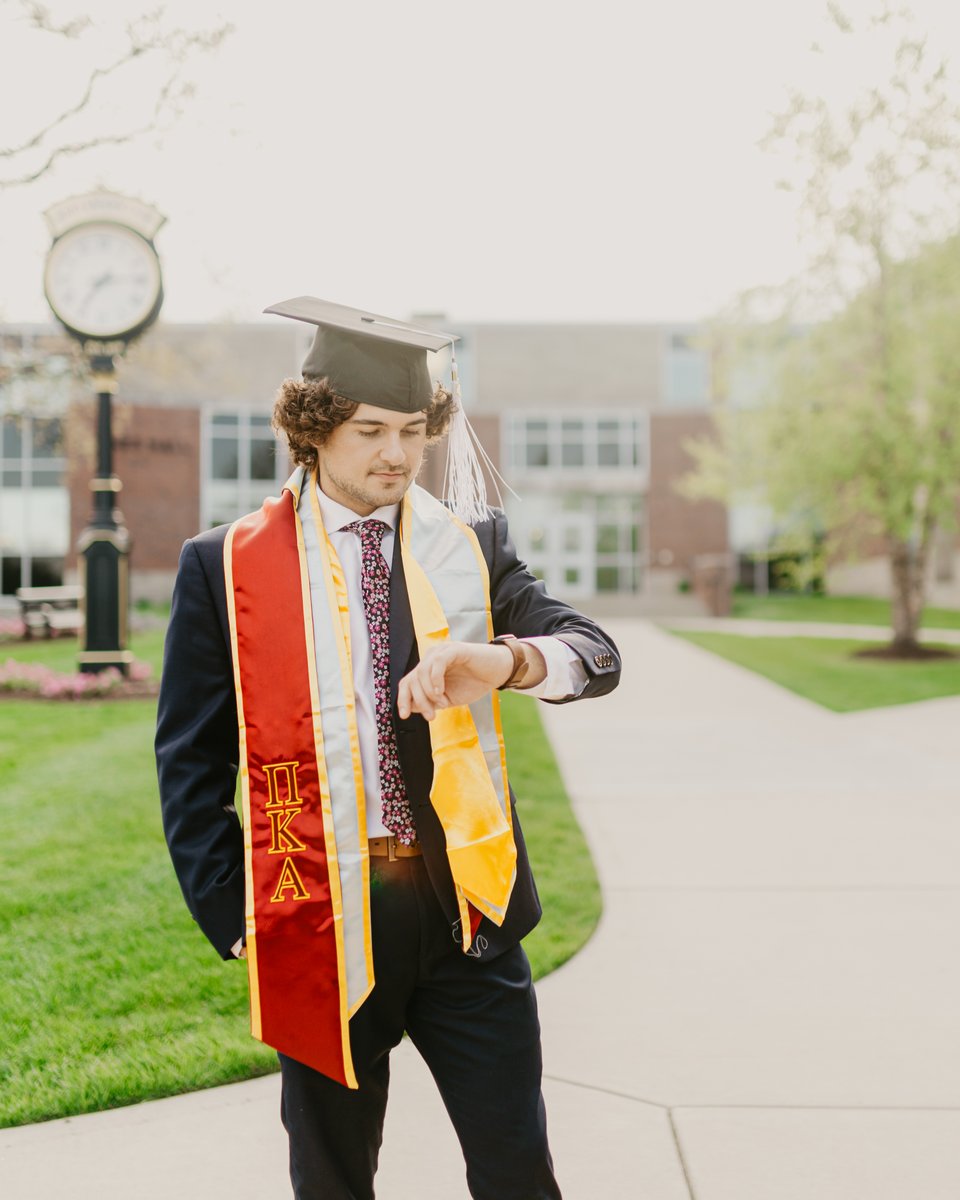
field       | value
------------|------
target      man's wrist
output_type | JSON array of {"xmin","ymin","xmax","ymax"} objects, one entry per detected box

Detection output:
[{"xmin": 490, "ymin": 635, "xmax": 532, "ymax": 689}]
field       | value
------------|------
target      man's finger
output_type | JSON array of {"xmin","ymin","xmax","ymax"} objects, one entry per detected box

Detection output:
[
  {"xmin": 397, "ymin": 676, "xmax": 413, "ymax": 720},
  {"xmin": 429, "ymin": 652, "xmax": 448, "ymax": 698},
  {"xmin": 405, "ymin": 670, "xmax": 436, "ymax": 720}
]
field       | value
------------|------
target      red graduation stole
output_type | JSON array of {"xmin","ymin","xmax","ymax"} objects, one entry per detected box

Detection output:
[{"xmin": 225, "ymin": 490, "xmax": 357, "ymax": 1087}]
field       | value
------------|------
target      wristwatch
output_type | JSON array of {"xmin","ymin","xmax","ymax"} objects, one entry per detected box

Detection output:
[{"xmin": 490, "ymin": 634, "xmax": 531, "ymax": 690}]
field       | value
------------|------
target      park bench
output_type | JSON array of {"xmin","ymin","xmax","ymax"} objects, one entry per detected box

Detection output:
[{"xmin": 15, "ymin": 585, "xmax": 85, "ymax": 639}]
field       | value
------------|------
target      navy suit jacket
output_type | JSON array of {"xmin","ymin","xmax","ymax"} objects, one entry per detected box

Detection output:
[{"xmin": 155, "ymin": 505, "xmax": 621, "ymax": 962}]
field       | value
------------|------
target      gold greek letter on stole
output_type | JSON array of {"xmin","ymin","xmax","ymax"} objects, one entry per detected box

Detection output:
[
  {"xmin": 262, "ymin": 761, "xmax": 303, "ymax": 808},
  {"xmin": 262, "ymin": 761, "xmax": 311, "ymax": 902},
  {"xmin": 270, "ymin": 857, "xmax": 311, "ymax": 903}
]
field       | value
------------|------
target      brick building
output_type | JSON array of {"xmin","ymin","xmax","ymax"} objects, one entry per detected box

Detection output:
[{"xmin": 0, "ymin": 319, "xmax": 727, "ymax": 608}]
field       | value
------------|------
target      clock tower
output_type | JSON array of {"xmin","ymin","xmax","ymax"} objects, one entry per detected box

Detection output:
[{"xmin": 43, "ymin": 189, "xmax": 166, "ymax": 675}]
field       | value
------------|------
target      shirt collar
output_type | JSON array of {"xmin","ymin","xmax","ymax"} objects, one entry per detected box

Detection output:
[{"xmin": 314, "ymin": 478, "xmax": 400, "ymax": 534}]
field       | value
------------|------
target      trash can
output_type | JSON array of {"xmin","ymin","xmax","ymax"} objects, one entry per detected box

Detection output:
[{"xmin": 690, "ymin": 553, "xmax": 735, "ymax": 617}]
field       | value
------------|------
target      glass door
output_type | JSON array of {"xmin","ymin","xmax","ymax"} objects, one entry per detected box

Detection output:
[{"xmin": 547, "ymin": 511, "xmax": 594, "ymax": 598}]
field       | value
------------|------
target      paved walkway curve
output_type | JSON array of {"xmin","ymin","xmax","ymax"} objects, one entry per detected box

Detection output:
[{"xmin": 3, "ymin": 619, "xmax": 960, "ymax": 1198}]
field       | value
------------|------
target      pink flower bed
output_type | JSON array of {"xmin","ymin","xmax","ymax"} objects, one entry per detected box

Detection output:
[{"xmin": 0, "ymin": 658, "xmax": 155, "ymax": 700}]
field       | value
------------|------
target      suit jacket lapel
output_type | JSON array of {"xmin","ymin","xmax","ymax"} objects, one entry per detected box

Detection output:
[{"xmin": 389, "ymin": 527, "xmax": 415, "ymax": 704}]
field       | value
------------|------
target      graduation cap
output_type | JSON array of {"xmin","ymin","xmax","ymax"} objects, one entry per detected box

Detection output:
[
  {"xmin": 264, "ymin": 296, "xmax": 456, "ymax": 414},
  {"xmin": 265, "ymin": 296, "xmax": 510, "ymax": 524}
]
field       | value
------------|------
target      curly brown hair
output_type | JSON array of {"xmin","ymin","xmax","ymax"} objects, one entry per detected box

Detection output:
[{"xmin": 272, "ymin": 377, "xmax": 456, "ymax": 470}]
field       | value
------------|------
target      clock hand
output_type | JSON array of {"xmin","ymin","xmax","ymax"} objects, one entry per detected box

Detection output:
[{"xmin": 79, "ymin": 272, "xmax": 115, "ymax": 312}]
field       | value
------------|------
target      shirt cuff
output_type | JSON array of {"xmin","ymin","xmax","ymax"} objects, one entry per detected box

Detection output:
[{"xmin": 514, "ymin": 636, "xmax": 587, "ymax": 700}]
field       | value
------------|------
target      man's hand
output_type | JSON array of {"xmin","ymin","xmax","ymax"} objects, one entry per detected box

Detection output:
[{"xmin": 397, "ymin": 640, "xmax": 545, "ymax": 720}]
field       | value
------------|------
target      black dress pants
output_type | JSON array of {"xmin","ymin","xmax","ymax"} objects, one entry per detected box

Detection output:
[{"xmin": 278, "ymin": 855, "xmax": 562, "ymax": 1200}]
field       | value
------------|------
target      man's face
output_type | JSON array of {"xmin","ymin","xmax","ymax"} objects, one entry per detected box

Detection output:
[{"xmin": 316, "ymin": 402, "xmax": 428, "ymax": 515}]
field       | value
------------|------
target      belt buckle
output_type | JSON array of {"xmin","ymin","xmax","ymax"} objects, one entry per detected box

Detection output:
[{"xmin": 387, "ymin": 835, "xmax": 397, "ymax": 862}]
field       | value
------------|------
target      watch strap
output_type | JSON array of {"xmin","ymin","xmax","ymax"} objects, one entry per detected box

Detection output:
[{"xmin": 490, "ymin": 634, "xmax": 531, "ymax": 690}]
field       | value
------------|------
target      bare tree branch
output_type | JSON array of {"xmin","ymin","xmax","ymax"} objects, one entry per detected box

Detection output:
[
  {"xmin": 4, "ymin": 73, "xmax": 184, "ymax": 187},
  {"xmin": 0, "ymin": 43, "xmax": 155, "ymax": 161},
  {"xmin": 0, "ymin": 5, "xmax": 232, "ymax": 189},
  {"xmin": 9, "ymin": 0, "xmax": 92, "ymax": 39}
]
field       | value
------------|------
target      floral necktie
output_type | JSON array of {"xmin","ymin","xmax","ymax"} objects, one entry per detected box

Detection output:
[{"xmin": 343, "ymin": 519, "xmax": 417, "ymax": 845}]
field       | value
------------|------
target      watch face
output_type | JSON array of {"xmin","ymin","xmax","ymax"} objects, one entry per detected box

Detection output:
[{"xmin": 44, "ymin": 222, "xmax": 162, "ymax": 339}]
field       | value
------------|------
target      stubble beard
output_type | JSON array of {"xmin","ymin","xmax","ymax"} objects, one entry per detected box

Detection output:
[{"xmin": 323, "ymin": 463, "xmax": 411, "ymax": 512}]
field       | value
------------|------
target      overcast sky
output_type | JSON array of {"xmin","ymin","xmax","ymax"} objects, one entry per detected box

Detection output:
[{"xmin": 2, "ymin": 0, "xmax": 960, "ymax": 327}]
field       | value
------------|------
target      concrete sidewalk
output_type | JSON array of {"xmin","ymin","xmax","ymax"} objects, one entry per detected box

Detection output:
[
  {"xmin": 3, "ymin": 619, "xmax": 960, "ymax": 1198},
  {"xmin": 536, "ymin": 620, "xmax": 960, "ymax": 1198}
]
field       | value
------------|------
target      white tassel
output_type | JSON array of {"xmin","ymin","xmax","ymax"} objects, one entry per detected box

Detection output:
[
  {"xmin": 442, "ymin": 352, "xmax": 518, "ymax": 525},
  {"xmin": 363, "ymin": 316, "xmax": 520, "ymax": 524}
]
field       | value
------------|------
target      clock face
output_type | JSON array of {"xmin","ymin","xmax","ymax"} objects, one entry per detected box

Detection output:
[{"xmin": 44, "ymin": 222, "xmax": 163, "ymax": 340}]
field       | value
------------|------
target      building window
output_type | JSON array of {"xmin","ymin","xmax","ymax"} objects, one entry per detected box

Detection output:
[
  {"xmin": 507, "ymin": 414, "xmax": 646, "ymax": 473},
  {"xmin": 0, "ymin": 413, "xmax": 69, "ymax": 593},
  {"xmin": 664, "ymin": 328, "xmax": 711, "ymax": 409},
  {"xmin": 1, "ymin": 414, "xmax": 65, "ymax": 488},
  {"xmin": 524, "ymin": 419, "xmax": 549, "ymax": 467},
  {"xmin": 211, "ymin": 414, "xmax": 240, "ymax": 481},
  {"xmin": 593, "ymin": 493, "xmax": 641, "ymax": 592},
  {"xmin": 201, "ymin": 409, "xmax": 288, "ymax": 527}
]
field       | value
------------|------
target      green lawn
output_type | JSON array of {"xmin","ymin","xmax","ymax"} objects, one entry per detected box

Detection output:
[
  {"xmin": 0, "ymin": 654, "xmax": 597, "ymax": 1126},
  {"xmin": 674, "ymin": 631, "xmax": 960, "ymax": 712},
  {"xmin": 501, "ymin": 693, "xmax": 601, "ymax": 978},
  {"xmin": 730, "ymin": 591, "xmax": 960, "ymax": 629}
]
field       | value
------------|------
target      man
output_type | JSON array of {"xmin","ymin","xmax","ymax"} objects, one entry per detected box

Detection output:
[{"xmin": 156, "ymin": 297, "xmax": 620, "ymax": 1200}]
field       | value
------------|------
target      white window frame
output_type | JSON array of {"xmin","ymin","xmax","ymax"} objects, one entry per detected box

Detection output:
[
  {"xmin": 503, "ymin": 411, "xmax": 649, "ymax": 483},
  {"xmin": 200, "ymin": 406, "xmax": 289, "ymax": 529}
]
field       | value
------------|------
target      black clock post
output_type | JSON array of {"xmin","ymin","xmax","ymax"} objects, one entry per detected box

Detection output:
[
  {"xmin": 42, "ymin": 189, "xmax": 165, "ymax": 676},
  {"xmin": 77, "ymin": 350, "xmax": 132, "ymax": 675}
]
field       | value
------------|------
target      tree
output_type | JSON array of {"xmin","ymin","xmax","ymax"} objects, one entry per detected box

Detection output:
[
  {"xmin": 682, "ymin": 3, "xmax": 960, "ymax": 654},
  {"xmin": 0, "ymin": 1, "xmax": 231, "ymax": 189}
]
